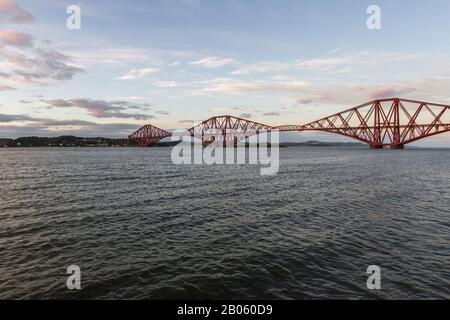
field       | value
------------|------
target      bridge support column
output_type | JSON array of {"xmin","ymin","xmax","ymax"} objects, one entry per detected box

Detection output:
[
  {"xmin": 369, "ymin": 144, "xmax": 383, "ymax": 149},
  {"xmin": 389, "ymin": 144, "xmax": 404, "ymax": 149}
]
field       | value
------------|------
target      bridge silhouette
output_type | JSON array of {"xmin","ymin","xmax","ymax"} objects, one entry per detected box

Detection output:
[{"xmin": 129, "ymin": 98, "xmax": 450, "ymax": 149}]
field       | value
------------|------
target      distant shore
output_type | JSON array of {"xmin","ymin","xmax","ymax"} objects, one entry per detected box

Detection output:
[
  {"xmin": 0, "ymin": 136, "xmax": 134, "ymax": 148},
  {"xmin": 1, "ymin": 136, "xmax": 443, "ymax": 149},
  {"xmin": 0, "ymin": 135, "xmax": 368, "ymax": 148}
]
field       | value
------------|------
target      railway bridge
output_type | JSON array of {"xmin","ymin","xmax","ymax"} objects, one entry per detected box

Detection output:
[{"xmin": 129, "ymin": 98, "xmax": 450, "ymax": 149}]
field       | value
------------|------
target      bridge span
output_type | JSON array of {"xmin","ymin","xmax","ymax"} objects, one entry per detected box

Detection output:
[{"xmin": 129, "ymin": 98, "xmax": 450, "ymax": 149}]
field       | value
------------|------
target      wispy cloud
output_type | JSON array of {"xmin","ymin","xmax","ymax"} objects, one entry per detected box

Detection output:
[
  {"xmin": 154, "ymin": 80, "xmax": 179, "ymax": 88},
  {"xmin": 263, "ymin": 112, "xmax": 280, "ymax": 116},
  {"xmin": 0, "ymin": 37, "xmax": 84, "ymax": 85},
  {"xmin": 178, "ymin": 119, "xmax": 195, "ymax": 124},
  {"xmin": 0, "ymin": 112, "xmax": 141, "ymax": 138},
  {"xmin": 297, "ymin": 98, "xmax": 313, "ymax": 105},
  {"xmin": 0, "ymin": 84, "xmax": 14, "ymax": 91},
  {"xmin": 116, "ymin": 67, "xmax": 159, "ymax": 80},
  {"xmin": 295, "ymin": 57, "xmax": 351, "ymax": 70},
  {"xmin": 294, "ymin": 51, "xmax": 421, "ymax": 72},
  {"xmin": 230, "ymin": 61, "xmax": 289, "ymax": 75},
  {"xmin": 367, "ymin": 85, "xmax": 414, "ymax": 100},
  {"xmin": 189, "ymin": 56, "xmax": 235, "ymax": 68},
  {"xmin": 110, "ymin": 96, "xmax": 147, "ymax": 101},
  {"xmin": 194, "ymin": 77, "xmax": 310, "ymax": 95},
  {"xmin": 184, "ymin": 0, "xmax": 200, "ymax": 7},
  {"xmin": 0, "ymin": 29, "xmax": 33, "ymax": 47},
  {"xmin": 0, "ymin": 113, "xmax": 33, "ymax": 122},
  {"xmin": 0, "ymin": 0, "xmax": 34, "ymax": 24},
  {"xmin": 42, "ymin": 98, "xmax": 154, "ymax": 120}
]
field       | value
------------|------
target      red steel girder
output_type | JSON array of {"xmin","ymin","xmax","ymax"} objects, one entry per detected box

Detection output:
[
  {"xmin": 130, "ymin": 98, "xmax": 450, "ymax": 148},
  {"xmin": 187, "ymin": 115, "xmax": 273, "ymax": 145},
  {"xmin": 129, "ymin": 124, "xmax": 172, "ymax": 147},
  {"xmin": 276, "ymin": 98, "xmax": 450, "ymax": 148}
]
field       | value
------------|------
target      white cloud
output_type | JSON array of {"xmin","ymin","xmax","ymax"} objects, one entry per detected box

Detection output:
[
  {"xmin": 189, "ymin": 56, "xmax": 235, "ymax": 68},
  {"xmin": 294, "ymin": 51, "xmax": 421, "ymax": 71},
  {"xmin": 116, "ymin": 67, "xmax": 159, "ymax": 80},
  {"xmin": 154, "ymin": 80, "xmax": 179, "ymax": 88},
  {"xmin": 295, "ymin": 56, "xmax": 352, "ymax": 70},
  {"xmin": 69, "ymin": 47, "xmax": 191, "ymax": 68},
  {"xmin": 195, "ymin": 77, "xmax": 310, "ymax": 95},
  {"xmin": 110, "ymin": 96, "xmax": 146, "ymax": 101},
  {"xmin": 230, "ymin": 61, "xmax": 290, "ymax": 75}
]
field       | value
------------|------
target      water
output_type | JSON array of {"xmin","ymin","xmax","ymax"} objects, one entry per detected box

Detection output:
[{"xmin": 0, "ymin": 147, "xmax": 449, "ymax": 299}]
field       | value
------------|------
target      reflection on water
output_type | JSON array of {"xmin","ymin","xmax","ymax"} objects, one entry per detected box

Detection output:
[{"xmin": 0, "ymin": 147, "xmax": 449, "ymax": 299}]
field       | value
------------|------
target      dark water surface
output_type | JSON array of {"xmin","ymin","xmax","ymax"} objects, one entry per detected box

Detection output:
[{"xmin": 0, "ymin": 147, "xmax": 449, "ymax": 299}]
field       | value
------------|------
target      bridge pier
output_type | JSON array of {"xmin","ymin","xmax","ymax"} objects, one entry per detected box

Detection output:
[
  {"xmin": 389, "ymin": 144, "xmax": 404, "ymax": 149},
  {"xmin": 369, "ymin": 144, "xmax": 383, "ymax": 149}
]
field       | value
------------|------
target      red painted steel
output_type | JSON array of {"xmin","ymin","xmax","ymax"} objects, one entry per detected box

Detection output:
[
  {"xmin": 128, "ymin": 124, "xmax": 172, "ymax": 147},
  {"xmin": 129, "ymin": 98, "xmax": 450, "ymax": 148},
  {"xmin": 188, "ymin": 115, "xmax": 273, "ymax": 146}
]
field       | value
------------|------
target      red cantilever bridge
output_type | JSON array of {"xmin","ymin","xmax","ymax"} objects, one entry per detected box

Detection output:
[{"xmin": 129, "ymin": 98, "xmax": 450, "ymax": 149}]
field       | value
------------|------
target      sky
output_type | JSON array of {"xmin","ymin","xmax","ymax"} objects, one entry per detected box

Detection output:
[{"xmin": 1, "ymin": 0, "xmax": 450, "ymax": 146}]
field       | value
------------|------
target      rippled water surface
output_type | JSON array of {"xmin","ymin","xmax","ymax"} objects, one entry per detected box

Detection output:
[{"xmin": 0, "ymin": 147, "xmax": 449, "ymax": 299}]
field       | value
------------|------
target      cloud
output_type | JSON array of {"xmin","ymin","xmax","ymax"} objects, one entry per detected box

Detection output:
[
  {"xmin": 0, "ymin": 84, "xmax": 14, "ymax": 91},
  {"xmin": 0, "ymin": 112, "xmax": 142, "ymax": 138},
  {"xmin": 0, "ymin": 45, "xmax": 84, "ymax": 84},
  {"xmin": 156, "ymin": 110, "xmax": 170, "ymax": 115},
  {"xmin": 295, "ymin": 57, "xmax": 351, "ymax": 70},
  {"xmin": 294, "ymin": 51, "xmax": 421, "ymax": 73},
  {"xmin": 0, "ymin": 0, "xmax": 34, "ymax": 23},
  {"xmin": 189, "ymin": 56, "xmax": 235, "ymax": 68},
  {"xmin": 110, "ymin": 96, "xmax": 146, "ymax": 101},
  {"xmin": 239, "ymin": 113, "xmax": 252, "ymax": 119},
  {"xmin": 154, "ymin": 80, "xmax": 179, "ymax": 88},
  {"xmin": 0, "ymin": 29, "xmax": 32, "ymax": 47},
  {"xmin": 230, "ymin": 61, "xmax": 290, "ymax": 75},
  {"xmin": 285, "ymin": 82, "xmax": 423, "ymax": 108},
  {"xmin": 367, "ymin": 85, "xmax": 415, "ymax": 99},
  {"xmin": 263, "ymin": 112, "xmax": 280, "ymax": 116},
  {"xmin": 0, "ymin": 113, "xmax": 97, "ymax": 127},
  {"xmin": 0, "ymin": 113, "xmax": 33, "ymax": 122},
  {"xmin": 69, "ymin": 47, "xmax": 190, "ymax": 68},
  {"xmin": 178, "ymin": 119, "xmax": 194, "ymax": 124},
  {"xmin": 184, "ymin": 0, "xmax": 200, "ymax": 7},
  {"xmin": 195, "ymin": 77, "xmax": 310, "ymax": 95},
  {"xmin": 43, "ymin": 98, "xmax": 72, "ymax": 107},
  {"xmin": 116, "ymin": 67, "xmax": 159, "ymax": 80},
  {"xmin": 42, "ymin": 98, "xmax": 154, "ymax": 120},
  {"xmin": 297, "ymin": 98, "xmax": 313, "ymax": 104}
]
